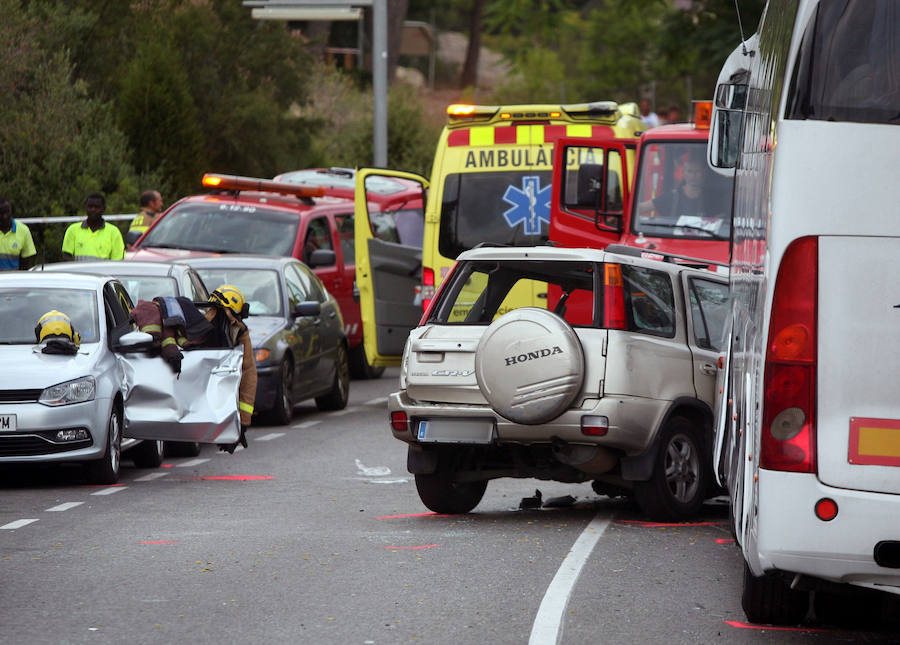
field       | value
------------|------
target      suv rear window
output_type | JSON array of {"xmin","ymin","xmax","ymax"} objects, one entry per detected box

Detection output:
[
  {"xmin": 140, "ymin": 203, "xmax": 299, "ymax": 255},
  {"xmin": 430, "ymin": 260, "xmax": 598, "ymax": 327}
]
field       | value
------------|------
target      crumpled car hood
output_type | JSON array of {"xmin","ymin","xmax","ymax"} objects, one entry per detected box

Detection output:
[{"xmin": 1, "ymin": 345, "xmax": 102, "ymax": 390}]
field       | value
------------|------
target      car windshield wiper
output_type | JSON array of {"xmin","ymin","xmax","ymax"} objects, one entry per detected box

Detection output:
[{"xmin": 672, "ymin": 224, "xmax": 728, "ymax": 241}]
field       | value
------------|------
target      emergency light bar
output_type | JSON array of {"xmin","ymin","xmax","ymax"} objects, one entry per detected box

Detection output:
[
  {"xmin": 692, "ymin": 100, "xmax": 713, "ymax": 129},
  {"xmin": 201, "ymin": 173, "xmax": 326, "ymax": 199},
  {"xmin": 446, "ymin": 101, "xmax": 623, "ymax": 126}
]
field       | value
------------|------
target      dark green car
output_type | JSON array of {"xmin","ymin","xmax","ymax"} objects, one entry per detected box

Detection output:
[{"xmin": 177, "ymin": 254, "xmax": 350, "ymax": 425}]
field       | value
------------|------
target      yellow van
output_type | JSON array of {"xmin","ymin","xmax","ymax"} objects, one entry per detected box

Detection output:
[{"xmin": 354, "ymin": 101, "xmax": 645, "ymax": 366}]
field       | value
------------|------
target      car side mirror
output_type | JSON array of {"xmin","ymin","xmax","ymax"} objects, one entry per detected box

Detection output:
[
  {"xmin": 113, "ymin": 330, "xmax": 155, "ymax": 352},
  {"xmin": 308, "ymin": 249, "xmax": 336, "ymax": 268},
  {"xmin": 124, "ymin": 229, "xmax": 142, "ymax": 247},
  {"xmin": 294, "ymin": 301, "xmax": 321, "ymax": 317}
]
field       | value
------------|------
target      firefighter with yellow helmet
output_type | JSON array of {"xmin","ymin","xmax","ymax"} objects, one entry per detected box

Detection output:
[
  {"xmin": 34, "ymin": 310, "xmax": 81, "ymax": 354},
  {"xmin": 205, "ymin": 285, "xmax": 256, "ymax": 452}
]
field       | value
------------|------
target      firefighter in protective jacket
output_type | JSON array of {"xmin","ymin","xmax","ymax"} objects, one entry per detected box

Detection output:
[{"xmin": 206, "ymin": 285, "xmax": 256, "ymax": 452}]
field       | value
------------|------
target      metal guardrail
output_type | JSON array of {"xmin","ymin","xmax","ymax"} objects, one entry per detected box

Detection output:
[{"xmin": 18, "ymin": 214, "xmax": 135, "ymax": 225}]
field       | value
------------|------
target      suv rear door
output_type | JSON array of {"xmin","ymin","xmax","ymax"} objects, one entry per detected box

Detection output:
[
  {"xmin": 354, "ymin": 168, "xmax": 429, "ymax": 367},
  {"xmin": 682, "ymin": 273, "xmax": 730, "ymax": 406}
]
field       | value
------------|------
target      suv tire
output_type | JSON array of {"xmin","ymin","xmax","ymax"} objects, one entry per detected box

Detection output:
[
  {"xmin": 474, "ymin": 307, "xmax": 584, "ymax": 425},
  {"xmin": 634, "ymin": 416, "xmax": 709, "ymax": 521},
  {"xmin": 415, "ymin": 473, "xmax": 487, "ymax": 514}
]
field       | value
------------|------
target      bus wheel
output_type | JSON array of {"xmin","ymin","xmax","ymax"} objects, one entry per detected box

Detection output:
[{"xmin": 741, "ymin": 562, "xmax": 808, "ymax": 625}]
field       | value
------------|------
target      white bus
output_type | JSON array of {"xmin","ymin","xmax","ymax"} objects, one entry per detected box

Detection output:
[{"xmin": 710, "ymin": 0, "xmax": 900, "ymax": 625}]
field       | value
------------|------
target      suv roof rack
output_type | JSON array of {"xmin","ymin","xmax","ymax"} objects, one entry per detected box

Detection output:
[{"xmin": 604, "ymin": 244, "xmax": 729, "ymax": 270}]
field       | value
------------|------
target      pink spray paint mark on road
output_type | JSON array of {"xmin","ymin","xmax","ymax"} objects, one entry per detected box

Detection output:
[
  {"xmin": 617, "ymin": 519, "xmax": 726, "ymax": 528},
  {"xmin": 715, "ymin": 538, "xmax": 736, "ymax": 544},
  {"xmin": 381, "ymin": 544, "xmax": 440, "ymax": 550},
  {"xmin": 724, "ymin": 620, "xmax": 833, "ymax": 633},
  {"xmin": 161, "ymin": 464, "xmax": 174, "ymax": 468},
  {"xmin": 140, "ymin": 540, "xmax": 178, "ymax": 545},
  {"xmin": 376, "ymin": 512, "xmax": 452, "ymax": 519}
]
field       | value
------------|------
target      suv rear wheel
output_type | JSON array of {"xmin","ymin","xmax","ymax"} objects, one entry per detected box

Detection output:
[
  {"xmin": 415, "ymin": 473, "xmax": 487, "ymax": 514},
  {"xmin": 634, "ymin": 416, "xmax": 709, "ymax": 521}
]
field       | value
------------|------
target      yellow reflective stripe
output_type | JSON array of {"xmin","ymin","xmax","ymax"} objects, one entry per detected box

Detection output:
[
  {"xmin": 566, "ymin": 124, "xmax": 593, "ymax": 138},
  {"xmin": 239, "ymin": 401, "xmax": 254, "ymax": 414},
  {"xmin": 469, "ymin": 126, "xmax": 494, "ymax": 146},
  {"xmin": 161, "ymin": 337, "xmax": 176, "ymax": 347},
  {"xmin": 517, "ymin": 124, "xmax": 544, "ymax": 144},
  {"xmin": 177, "ymin": 336, "xmax": 187, "ymax": 345},
  {"xmin": 140, "ymin": 324, "xmax": 161, "ymax": 333}
]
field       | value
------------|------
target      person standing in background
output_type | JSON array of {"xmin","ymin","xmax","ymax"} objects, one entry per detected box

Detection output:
[
  {"xmin": 61, "ymin": 193, "xmax": 125, "ymax": 261},
  {"xmin": 0, "ymin": 197, "xmax": 37, "ymax": 270},
  {"xmin": 129, "ymin": 190, "xmax": 163, "ymax": 237},
  {"xmin": 639, "ymin": 98, "xmax": 660, "ymax": 127}
]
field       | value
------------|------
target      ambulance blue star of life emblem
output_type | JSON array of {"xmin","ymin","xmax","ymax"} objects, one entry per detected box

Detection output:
[{"xmin": 502, "ymin": 176, "xmax": 551, "ymax": 235}]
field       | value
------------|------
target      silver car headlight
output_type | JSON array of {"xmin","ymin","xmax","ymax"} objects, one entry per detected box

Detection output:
[{"xmin": 39, "ymin": 376, "xmax": 96, "ymax": 406}]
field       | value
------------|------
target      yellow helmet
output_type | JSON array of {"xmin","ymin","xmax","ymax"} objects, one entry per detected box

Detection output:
[
  {"xmin": 210, "ymin": 285, "xmax": 248, "ymax": 318},
  {"xmin": 34, "ymin": 310, "xmax": 81, "ymax": 345}
]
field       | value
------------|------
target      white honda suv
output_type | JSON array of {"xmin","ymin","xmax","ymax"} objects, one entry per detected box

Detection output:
[{"xmin": 388, "ymin": 245, "xmax": 729, "ymax": 519}]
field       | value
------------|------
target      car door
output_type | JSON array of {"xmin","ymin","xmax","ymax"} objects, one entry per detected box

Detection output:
[
  {"xmin": 293, "ymin": 262, "xmax": 342, "ymax": 387},
  {"xmin": 681, "ymin": 273, "xmax": 730, "ymax": 406},
  {"xmin": 354, "ymin": 168, "xmax": 428, "ymax": 367},
  {"xmin": 283, "ymin": 262, "xmax": 321, "ymax": 390},
  {"xmin": 332, "ymin": 212, "xmax": 361, "ymax": 343},
  {"xmin": 109, "ymin": 282, "xmax": 242, "ymax": 445}
]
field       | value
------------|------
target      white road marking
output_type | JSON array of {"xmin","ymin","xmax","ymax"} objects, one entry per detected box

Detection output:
[
  {"xmin": 365, "ymin": 396, "xmax": 388, "ymax": 406},
  {"xmin": 330, "ymin": 407, "xmax": 357, "ymax": 417},
  {"xmin": 364, "ymin": 478, "xmax": 409, "ymax": 484},
  {"xmin": 529, "ymin": 512, "xmax": 612, "ymax": 645},
  {"xmin": 175, "ymin": 458, "xmax": 209, "ymax": 468},
  {"xmin": 292, "ymin": 420, "xmax": 320, "ymax": 429},
  {"xmin": 135, "ymin": 472, "xmax": 170, "ymax": 482},
  {"xmin": 46, "ymin": 502, "xmax": 83, "ymax": 512},
  {"xmin": 256, "ymin": 432, "xmax": 285, "ymax": 442},
  {"xmin": 355, "ymin": 459, "xmax": 391, "ymax": 477},
  {"xmin": 1, "ymin": 519, "xmax": 38, "ymax": 530},
  {"xmin": 91, "ymin": 486, "xmax": 127, "ymax": 496}
]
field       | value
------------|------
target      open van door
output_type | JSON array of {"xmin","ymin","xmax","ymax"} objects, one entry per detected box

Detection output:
[
  {"xmin": 117, "ymin": 347, "xmax": 243, "ymax": 445},
  {"xmin": 549, "ymin": 137, "xmax": 636, "ymax": 250},
  {"xmin": 354, "ymin": 169, "xmax": 429, "ymax": 367}
]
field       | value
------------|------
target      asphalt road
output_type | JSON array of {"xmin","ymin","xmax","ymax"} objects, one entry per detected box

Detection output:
[{"xmin": 1, "ymin": 369, "xmax": 898, "ymax": 644}]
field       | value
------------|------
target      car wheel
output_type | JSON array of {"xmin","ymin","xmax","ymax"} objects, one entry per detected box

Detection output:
[
  {"xmin": 269, "ymin": 358, "xmax": 295, "ymax": 425},
  {"xmin": 742, "ymin": 562, "xmax": 808, "ymax": 625},
  {"xmin": 132, "ymin": 439, "xmax": 164, "ymax": 468},
  {"xmin": 315, "ymin": 344, "xmax": 350, "ymax": 411},
  {"xmin": 634, "ymin": 416, "xmax": 709, "ymax": 521},
  {"xmin": 415, "ymin": 473, "xmax": 487, "ymax": 514},
  {"xmin": 85, "ymin": 406, "xmax": 122, "ymax": 485},
  {"xmin": 349, "ymin": 344, "xmax": 385, "ymax": 380},
  {"xmin": 164, "ymin": 441, "xmax": 201, "ymax": 458}
]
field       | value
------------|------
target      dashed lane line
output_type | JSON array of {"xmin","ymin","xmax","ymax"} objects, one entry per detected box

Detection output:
[
  {"xmin": 135, "ymin": 472, "xmax": 170, "ymax": 482},
  {"xmin": 91, "ymin": 486, "xmax": 127, "ymax": 496},
  {"xmin": 529, "ymin": 512, "xmax": 613, "ymax": 645},
  {"xmin": 255, "ymin": 432, "xmax": 285, "ymax": 442},
  {"xmin": 1, "ymin": 519, "xmax": 39, "ymax": 530},
  {"xmin": 292, "ymin": 420, "xmax": 320, "ymax": 429},
  {"xmin": 329, "ymin": 407, "xmax": 357, "ymax": 417},
  {"xmin": 175, "ymin": 458, "xmax": 210, "ymax": 468},
  {"xmin": 365, "ymin": 396, "xmax": 388, "ymax": 406},
  {"xmin": 46, "ymin": 502, "xmax": 84, "ymax": 512}
]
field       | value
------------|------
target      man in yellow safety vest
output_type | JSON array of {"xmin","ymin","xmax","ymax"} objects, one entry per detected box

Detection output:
[{"xmin": 61, "ymin": 193, "xmax": 125, "ymax": 261}]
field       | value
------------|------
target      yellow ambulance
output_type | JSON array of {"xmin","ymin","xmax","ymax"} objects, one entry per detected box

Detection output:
[{"xmin": 354, "ymin": 101, "xmax": 646, "ymax": 367}]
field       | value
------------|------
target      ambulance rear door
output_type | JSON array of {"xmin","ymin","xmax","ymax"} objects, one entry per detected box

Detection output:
[
  {"xmin": 354, "ymin": 168, "xmax": 429, "ymax": 367},
  {"xmin": 549, "ymin": 137, "xmax": 635, "ymax": 251}
]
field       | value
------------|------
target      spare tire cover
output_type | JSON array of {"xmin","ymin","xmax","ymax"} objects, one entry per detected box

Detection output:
[{"xmin": 475, "ymin": 307, "xmax": 585, "ymax": 425}]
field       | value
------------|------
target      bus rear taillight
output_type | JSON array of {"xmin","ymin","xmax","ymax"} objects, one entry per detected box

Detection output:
[
  {"xmin": 602, "ymin": 263, "xmax": 627, "ymax": 330},
  {"xmin": 761, "ymin": 237, "xmax": 818, "ymax": 473}
]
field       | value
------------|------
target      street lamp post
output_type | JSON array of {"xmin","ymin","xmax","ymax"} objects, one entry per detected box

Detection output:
[{"xmin": 243, "ymin": 0, "xmax": 388, "ymax": 167}]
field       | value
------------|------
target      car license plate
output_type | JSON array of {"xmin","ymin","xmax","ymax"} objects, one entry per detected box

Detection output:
[
  {"xmin": 849, "ymin": 417, "xmax": 900, "ymax": 466},
  {"xmin": 417, "ymin": 419, "xmax": 494, "ymax": 444},
  {"xmin": 0, "ymin": 414, "xmax": 16, "ymax": 432}
]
